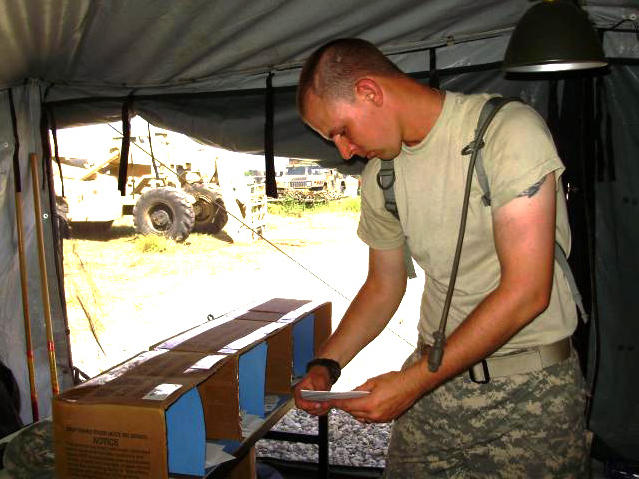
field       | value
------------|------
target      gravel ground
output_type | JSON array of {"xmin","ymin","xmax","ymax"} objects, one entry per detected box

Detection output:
[{"xmin": 256, "ymin": 408, "xmax": 390, "ymax": 468}]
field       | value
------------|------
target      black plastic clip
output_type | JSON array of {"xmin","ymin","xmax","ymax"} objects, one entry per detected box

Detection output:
[
  {"xmin": 469, "ymin": 359, "xmax": 491, "ymax": 384},
  {"xmin": 461, "ymin": 139, "xmax": 485, "ymax": 156}
]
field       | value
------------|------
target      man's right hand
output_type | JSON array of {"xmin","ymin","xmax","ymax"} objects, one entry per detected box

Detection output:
[{"xmin": 293, "ymin": 365, "xmax": 333, "ymax": 416}]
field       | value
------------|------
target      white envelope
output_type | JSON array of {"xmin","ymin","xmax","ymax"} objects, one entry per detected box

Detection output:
[{"xmin": 300, "ymin": 390, "xmax": 370, "ymax": 401}]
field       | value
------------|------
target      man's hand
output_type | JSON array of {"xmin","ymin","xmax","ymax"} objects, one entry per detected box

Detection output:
[
  {"xmin": 293, "ymin": 365, "xmax": 333, "ymax": 416},
  {"xmin": 327, "ymin": 369, "xmax": 422, "ymax": 424}
]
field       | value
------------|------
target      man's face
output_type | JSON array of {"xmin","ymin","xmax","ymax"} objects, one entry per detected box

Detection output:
[{"xmin": 302, "ymin": 91, "xmax": 402, "ymax": 161}]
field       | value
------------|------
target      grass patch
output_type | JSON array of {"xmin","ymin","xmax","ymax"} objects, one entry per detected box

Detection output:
[
  {"xmin": 268, "ymin": 196, "xmax": 360, "ymax": 217},
  {"xmin": 135, "ymin": 234, "xmax": 176, "ymax": 253}
]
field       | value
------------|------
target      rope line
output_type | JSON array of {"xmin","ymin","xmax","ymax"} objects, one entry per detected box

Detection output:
[{"xmin": 106, "ymin": 122, "xmax": 417, "ymax": 349}]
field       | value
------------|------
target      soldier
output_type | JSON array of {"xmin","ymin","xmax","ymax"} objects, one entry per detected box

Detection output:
[{"xmin": 293, "ymin": 38, "xmax": 588, "ymax": 477}]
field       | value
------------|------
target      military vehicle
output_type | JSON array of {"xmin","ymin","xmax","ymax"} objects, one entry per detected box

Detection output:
[{"xmin": 53, "ymin": 121, "xmax": 266, "ymax": 242}]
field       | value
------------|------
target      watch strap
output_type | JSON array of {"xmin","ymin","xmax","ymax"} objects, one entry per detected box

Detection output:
[{"xmin": 306, "ymin": 358, "xmax": 341, "ymax": 385}]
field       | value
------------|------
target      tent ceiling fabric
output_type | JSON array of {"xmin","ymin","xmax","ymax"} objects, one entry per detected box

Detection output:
[
  {"xmin": 2, "ymin": 0, "xmax": 633, "ymax": 167},
  {"xmin": 1, "ymin": 1, "xmax": 633, "ymax": 99},
  {"xmin": 2, "ymin": 0, "xmax": 535, "ymax": 95}
]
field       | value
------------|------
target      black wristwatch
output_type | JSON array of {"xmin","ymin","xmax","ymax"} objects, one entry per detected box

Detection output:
[{"xmin": 306, "ymin": 358, "xmax": 341, "ymax": 385}]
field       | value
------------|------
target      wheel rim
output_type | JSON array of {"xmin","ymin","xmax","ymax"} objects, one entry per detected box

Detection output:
[
  {"xmin": 148, "ymin": 204, "xmax": 173, "ymax": 231},
  {"xmin": 193, "ymin": 195, "xmax": 218, "ymax": 223}
]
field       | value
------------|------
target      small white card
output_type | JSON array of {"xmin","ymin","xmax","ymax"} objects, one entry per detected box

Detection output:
[
  {"xmin": 142, "ymin": 383, "xmax": 182, "ymax": 401},
  {"xmin": 300, "ymin": 390, "xmax": 370, "ymax": 401}
]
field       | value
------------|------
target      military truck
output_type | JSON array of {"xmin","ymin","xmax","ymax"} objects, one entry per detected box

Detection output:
[
  {"xmin": 275, "ymin": 159, "xmax": 358, "ymax": 201},
  {"xmin": 53, "ymin": 121, "xmax": 266, "ymax": 242},
  {"xmin": 276, "ymin": 160, "xmax": 347, "ymax": 193}
]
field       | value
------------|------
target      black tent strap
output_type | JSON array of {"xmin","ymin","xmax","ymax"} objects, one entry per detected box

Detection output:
[
  {"xmin": 147, "ymin": 121, "xmax": 160, "ymax": 180},
  {"xmin": 8, "ymin": 89, "xmax": 21, "ymax": 193},
  {"xmin": 264, "ymin": 72, "xmax": 277, "ymax": 198},
  {"xmin": 118, "ymin": 96, "xmax": 134, "ymax": 195},
  {"xmin": 429, "ymin": 48, "xmax": 440, "ymax": 89},
  {"xmin": 45, "ymin": 106, "xmax": 64, "ymax": 197}
]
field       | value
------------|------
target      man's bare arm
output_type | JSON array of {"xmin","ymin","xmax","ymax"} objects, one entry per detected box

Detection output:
[
  {"xmin": 318, "ymin": 245, "xmax": 407, "ymax": 366},
  {"xmin": 333, "ymin": 172, "xmax": 557, "ymax": 422},
  {"xmin": 293, "ymin": 245, "xmax": 407, "ymax": 413}
]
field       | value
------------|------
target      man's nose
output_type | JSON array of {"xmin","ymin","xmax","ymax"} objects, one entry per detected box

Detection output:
[{"xmin": 334, "ymin": 136, "xmax": 354, "ymax": 160}]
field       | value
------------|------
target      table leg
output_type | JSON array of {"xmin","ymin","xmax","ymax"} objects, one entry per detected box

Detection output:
[
  {"xmin": 318, "ymin": 414, "xmax": 328, "ymax": 479},
  {"xmin": 229, "ymin": 445, "xmax": 256, "ymax": 479}
]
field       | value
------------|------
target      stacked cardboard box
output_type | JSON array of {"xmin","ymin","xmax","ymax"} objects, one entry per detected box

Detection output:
[{"xmin": 53, "ymin": 298, "xmax": 331, "ymax": 478}]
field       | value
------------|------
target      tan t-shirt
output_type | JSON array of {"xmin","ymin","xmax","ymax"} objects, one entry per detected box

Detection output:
[{"xmin": 357, "ymin": 91, "xmax": 577, "ymax": 352}]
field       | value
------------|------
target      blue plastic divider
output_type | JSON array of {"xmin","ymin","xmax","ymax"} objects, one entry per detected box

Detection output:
[
  {"xmin": 238, "ymin": 342, "xmax": 268, "ymax": 418},
  {"xmin": 166, "ymin": 387, "xmax": 206, "ymax": 476},
  {"xmin": 293, "ymin": 314, "xmax": 315, "ymax": 378}
]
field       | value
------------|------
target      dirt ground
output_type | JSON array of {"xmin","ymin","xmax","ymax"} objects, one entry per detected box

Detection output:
[{"xmin": 63, "ymin": 207, "xmax": 422, "ymax": 390}]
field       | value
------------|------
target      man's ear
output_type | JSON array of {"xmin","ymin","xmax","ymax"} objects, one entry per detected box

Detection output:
[{"xmin": 355, "ymin": 78, "xmax": 383, "ymax": 106}]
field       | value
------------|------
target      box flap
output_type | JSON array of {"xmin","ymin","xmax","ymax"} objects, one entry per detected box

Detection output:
[
  {"xmin": 58, "ymin": 351, "xmax": 229, "ymax": 408},
  {"xmin": 235, "ymin": 310, "xmax": 285, "ymax": 322},
  {"xmin": 250, "ymin": 298, "xmax": 311, "ymax": 314}
]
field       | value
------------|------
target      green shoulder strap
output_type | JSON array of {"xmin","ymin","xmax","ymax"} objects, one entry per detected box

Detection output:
[
  {"xmin": 471, "ymin": 97, "xmax": 588, "ymax": 325},
  {"xmin": 377, "ymin": 159, "xmax": 417, "ymax": 279}
]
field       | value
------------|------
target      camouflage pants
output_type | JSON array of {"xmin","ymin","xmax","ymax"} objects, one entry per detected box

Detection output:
[{"xmin": 384, "ymin": 348, "xmax": 589, "ymax": 478}]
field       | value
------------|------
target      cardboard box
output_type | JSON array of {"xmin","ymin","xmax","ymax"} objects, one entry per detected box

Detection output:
[
  {"xmin": 53, "ymin": 350, "xmax": 231, "ymax": 478},
  {"xmin": 239, "ymin": 298, "xmax": 332, "ymax": 365},
  {"xmin": 53, "ymin": 298, "xmax": 332, "ymax": 478}
]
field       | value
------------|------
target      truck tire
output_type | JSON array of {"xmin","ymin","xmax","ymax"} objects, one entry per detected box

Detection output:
[
  {"xmin": 55, "ymin": 198, "xmax": 70, "ymax": 239},
  {"xmin": 133, "ymin": 187, "xmax": 195, "ymax": 242},
  {"xmin": 190, "ymin": 185, "xmax": 228, "ymax": 234}
]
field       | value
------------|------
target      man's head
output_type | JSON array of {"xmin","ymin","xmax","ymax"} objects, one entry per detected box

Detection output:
[
  {"xmin": 297, "ymin": 38, "xmax": 403, "ymax": 118},
  {"xmin": 297, "ymin": 38, "xmax": 407, "ymax": 160}
]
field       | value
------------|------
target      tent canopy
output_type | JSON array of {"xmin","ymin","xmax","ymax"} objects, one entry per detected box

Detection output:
[
  {"xmin": 1, "ymin": 0, "xmax": 638, "ymax": 462},
  {"xmin": 0, "ymin": 1, "xmax": 634, "ymax": 164}
]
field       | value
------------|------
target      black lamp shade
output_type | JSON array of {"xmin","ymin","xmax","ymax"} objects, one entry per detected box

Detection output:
[{"xmin": 503, "ymin": 0, "xmax": 607, "ymax": 73}]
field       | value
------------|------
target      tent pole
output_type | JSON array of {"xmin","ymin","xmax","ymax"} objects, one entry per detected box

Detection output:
[
  {"xmin": 9, "ymin": 88, "xmax": 40, "ymax": 421},
  {"xmin": 14, "ymin": 164, "xmax": 40, "ymax": 421},
  {"xmin": 29, "ymin": 153, "xmax": 60, "ymax": 396}
]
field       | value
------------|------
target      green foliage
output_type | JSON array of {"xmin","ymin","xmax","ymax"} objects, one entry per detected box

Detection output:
[
  {"xmin": 268, "ymin": 197, "xmax": 360, "ymax": 217},
  {"xmin": 135, "ymin": 234, "xmax": 175, "ymax": 253},
  {"xmin": 325, "ymin": 197, "xmax": 361, "ymax": 213}
]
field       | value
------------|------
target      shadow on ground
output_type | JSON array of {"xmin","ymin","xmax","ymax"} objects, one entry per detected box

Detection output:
[{"xmin": 69, "ymin": 223, "xmax": 136, "ymax": 241}]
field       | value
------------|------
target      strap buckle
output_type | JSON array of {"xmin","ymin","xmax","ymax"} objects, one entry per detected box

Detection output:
[
  {"xmin": 461, "ymin": 139, "xmax": 485, "ymax": 156},
  {"xmin": 469, "ymin": 359, "xmax": 491, "ymax": 384},
  {"xmin": 376, "ymin": 168, "xmax": 395, "ymax": 190}
]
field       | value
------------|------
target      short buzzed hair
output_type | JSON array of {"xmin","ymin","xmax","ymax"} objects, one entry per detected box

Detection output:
[{"xmin": 297, "ymin": 38, "xmax": 404, "ymax": 117}]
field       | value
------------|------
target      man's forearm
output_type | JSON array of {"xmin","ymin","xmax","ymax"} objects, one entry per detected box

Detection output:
[
  {"xmin": 318, "ymin": 278, "xmax": 405, "ymax": 367},
  {"xmin": 317, "ymin": 247, "xmax": 407, "ymax": 368},
  {"xmin": 404, "ymin": 273, "xmax": 551, "ymax": 399},
  {"xmin": 404, "ymin": 172, "xmax": 558, "ymax": 399}
]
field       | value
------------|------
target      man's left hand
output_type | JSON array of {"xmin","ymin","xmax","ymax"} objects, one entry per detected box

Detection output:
[{"xmin": 327, "ymin": 370, "xmax": 421, "ymax": 424}]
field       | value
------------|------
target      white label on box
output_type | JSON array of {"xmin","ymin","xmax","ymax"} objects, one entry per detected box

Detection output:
[
  {"xmin": 142, "ymin": 383, "xmax": 182, "ymax": 401},
  {"xmin": 185, "ymin": 355, "xmax": 226, "ymax": 373}
]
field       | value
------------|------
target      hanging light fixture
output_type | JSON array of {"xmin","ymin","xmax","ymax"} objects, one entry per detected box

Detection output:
[{"xmin": 503, "ymin": 0, "xmax": 607, "ymax": 73}]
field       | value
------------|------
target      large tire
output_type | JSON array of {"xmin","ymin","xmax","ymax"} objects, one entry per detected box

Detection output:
[
  {"xmin": 55, "ymin": 198, "xmax": 70, "ymax": 239},
  {"xmin": 190, "ymin": 184, "xmax": 228, "ymax": 234},
  {"xmin": 133, "ymin": 187, "xmax": 195, "ymax": 242}
]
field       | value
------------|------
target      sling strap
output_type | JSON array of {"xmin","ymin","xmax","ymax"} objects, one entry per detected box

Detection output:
[
  {"xmin": 377, "ymin": 159, "xmax": 417, "ymax": 279},
  {"xmin": 376, "ymin": 96, "xmax": 588, "ymax": 325}
]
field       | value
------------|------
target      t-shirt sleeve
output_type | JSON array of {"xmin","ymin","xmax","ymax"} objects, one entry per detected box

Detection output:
[
  {"xmin": 482, "ymin": 102, "xmax": 565, "ymax": 209},
  {"xmin": 357, "ymin": 160, "xmax": 405, "ymax": 250}
]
